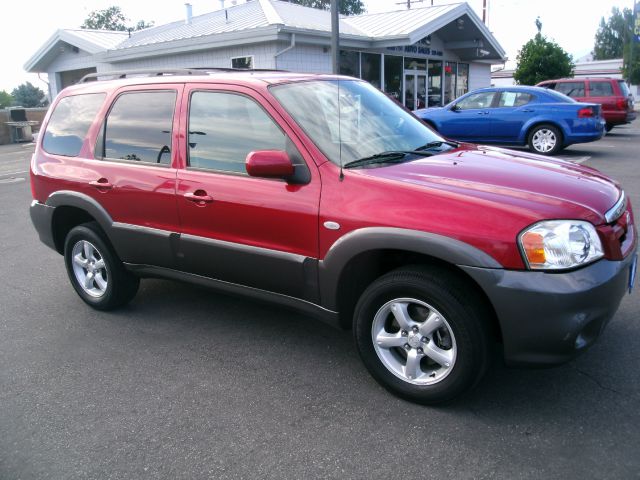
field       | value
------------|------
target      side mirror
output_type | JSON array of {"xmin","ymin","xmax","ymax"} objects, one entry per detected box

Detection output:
[
  {"xmin": 245, "ymin": 150, "xmax": 294, "ymax": 179},
  {"xmin": 450, "ymin": 104, "xmax": 460, "ymax": 112}
]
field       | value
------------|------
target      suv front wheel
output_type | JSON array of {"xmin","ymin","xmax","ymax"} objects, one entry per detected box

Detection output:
[
  {"xmin": 353, "ymin": 266, "xmax": 490, "ymax": 404},
  {"xmin": 64, "ymin": 222, "xmax": 139, "ymax": 310}
]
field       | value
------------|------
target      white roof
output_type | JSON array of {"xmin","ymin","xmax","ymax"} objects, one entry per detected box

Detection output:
[
  {"xmin": 24, "ymin": 29, "xmax": 128, "ymax": 71},
  {"xmin": 25, "ymin": 0, "xmax": 506, "ymax": 71}
]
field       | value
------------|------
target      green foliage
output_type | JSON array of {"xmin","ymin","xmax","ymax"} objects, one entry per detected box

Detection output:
[
  {"xmin": 11, "ymin": 82, "xmax": 47, "ymax": 108},
  {"xmin": 0, "ymin": 90, "xmax": 13, "ymax": 109},
  {"xmin": 81, "ymin": 6, "xmax": 154, "ymax": 31},
  {"xmin": 288, "ymin": 0, "xmax": 365, "ymax": 16},
  {"xmin": 514, "ymin": 33, "xmax": 574, "ymax": 85},
  {"xmin": 593, "ymin": 7, "xmax": 632, "ymax": 60}
]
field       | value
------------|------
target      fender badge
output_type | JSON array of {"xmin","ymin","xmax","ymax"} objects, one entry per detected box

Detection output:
[{"xmin": 323, "ymin": 221, "xmax": 340, "ymax": 230}]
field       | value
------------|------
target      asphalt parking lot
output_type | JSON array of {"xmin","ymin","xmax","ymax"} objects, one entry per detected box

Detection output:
[{"xmin": 1, "ymin": 124, "xmax": 639, "ymax": 479}]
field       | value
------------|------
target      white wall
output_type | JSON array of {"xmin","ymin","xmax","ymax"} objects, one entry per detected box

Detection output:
[
  {"xmin": 46, "ymin": 46, "xmax": 95, "ymax": 96},
  {"xmin": 468, "ymin": 62, "xmax": 491, "ymax": 91},
  {"xmin": 275, "ymin": 44, "xmax": 331, "ymax": 73},
  {"xmin": 99, "ymin": 43, "xmax": 279, "ymax": 73}
]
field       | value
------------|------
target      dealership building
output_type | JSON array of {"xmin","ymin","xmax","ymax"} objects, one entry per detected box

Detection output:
[{"xmin": 25, "ymin": 0, "xmax": 506, "ymax": 109}]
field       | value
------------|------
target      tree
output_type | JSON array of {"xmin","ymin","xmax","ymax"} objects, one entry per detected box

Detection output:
[
  {"xmin": 81, "ymin": 6, "xmax": 154, "ymax": 31},
  {"xmin": 593, "ymin": 7, "xmax": 632, "ymax": 60},
  {"xmin": 289, "ymin": 0, "xmax": 364, "ymax": 16},
  {"xmin": 11, "ymin": 82, "xmax": 47, "ymax": 108},
  {"xmin": 514, "ymin": 21, "xmax": 574, "ymax": 85},
  {"xmin": 0, "ymin": 90, "xmax": 13, "ymax": 109}
]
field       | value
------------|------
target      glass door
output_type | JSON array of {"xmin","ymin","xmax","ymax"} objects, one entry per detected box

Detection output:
[
  {"xmin": 404, "ymin": 74, "xmax": 428, "ymax": 111},
  {"xmin": 404, "ymin": 73, "xmax": 415, "ymax": 110}
]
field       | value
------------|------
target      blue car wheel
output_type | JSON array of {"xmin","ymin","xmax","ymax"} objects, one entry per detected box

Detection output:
[{"xmin": 528, "ymin": 124, "xmax": 563, "ymax": 156}]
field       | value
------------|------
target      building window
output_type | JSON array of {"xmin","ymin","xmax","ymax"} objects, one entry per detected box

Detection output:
[
  {"xmin": 361, "ymin": 53, "xmax": 381, "ymax": 89},
  {"xmin": 339, "ymin": 50, "xmax": 360, "ymax": 77},
  {"xmin": 101, "ymin": 91, "xmax": 176, "ymax": 164},
  {"xmin": 42, "ymin": 93, "xmax": 106, "ymax": 157},
  {"xmin": 428, "ymin": 60, "xmax": 443, "ymax": 107},
  {"xmin": 456, "ymin": 63, "xmax": 469, "ymax": 99},
  {"xmin": 404, "ymin": 57, "xmax": 426, "ymax": 71},
  {"xmin": 444, "ymin": 61, "xmax": 457, "ymax": 104},
  {"xmin": 231, "ymin": 56, "xmax": 253, "ymax": 69},
  {"xmin": 188, "ymin": 91, "xmax": 287, "ymax": 174},
  {"xmin": 384, "ymin": 55, "xmax": 403, "ymax": 101}
]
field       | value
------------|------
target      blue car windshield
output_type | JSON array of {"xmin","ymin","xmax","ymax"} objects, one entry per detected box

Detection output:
[{"xmin": 270, "ymin": 80, "xmax": 444, "ymax": 166}]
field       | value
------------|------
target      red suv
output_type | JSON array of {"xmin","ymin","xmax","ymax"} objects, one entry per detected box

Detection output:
[
  {"xmin": 536, "ymin": 77, "xmax": 636, "ymax": 132},
  {"xmin": 30, "ymin": 70, "xmax": 637, "ymax": 404}
]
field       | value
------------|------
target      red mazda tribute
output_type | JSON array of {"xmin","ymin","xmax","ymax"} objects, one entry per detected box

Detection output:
[{"xmin": 30, "ymin": 70, "xmax": 637, "ymax": 404}]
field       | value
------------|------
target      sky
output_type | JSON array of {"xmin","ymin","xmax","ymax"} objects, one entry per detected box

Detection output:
[{"xmin": 0, "ymin": 0, "xmax": 632, "ymax": 93}]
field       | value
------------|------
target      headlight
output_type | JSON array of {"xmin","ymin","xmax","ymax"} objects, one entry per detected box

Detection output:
[{"xmin": 519, "ymin": 220, "xmax": 603, "ymax": 270}]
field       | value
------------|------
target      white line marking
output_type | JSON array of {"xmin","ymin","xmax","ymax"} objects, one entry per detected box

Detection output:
[{"xmin": 0, "ymin": 170, "xmax": 28, "ymax": 177}]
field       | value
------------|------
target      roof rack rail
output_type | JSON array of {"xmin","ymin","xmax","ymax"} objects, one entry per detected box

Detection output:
[
  {"xmin": 78, "ymin": 68, "xmax": 201, "ymax": 83},
  {"xmin": 77, "ymin": 67, "xmax": 288, "ymax": 84}
]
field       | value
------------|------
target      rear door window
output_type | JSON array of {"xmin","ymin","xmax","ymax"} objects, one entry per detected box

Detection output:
[
  {"xmin": 98, "ymin": 91, "xmax": 176, "ymax": 165},
  {"xmin": 498, "ymin": 92, "xmax": 534, "ymax": 107},
  {"xmin": 42, "ymin": 93, "xmax": 105, "ymax": 157},
  {"xmin": 588, "ymin": 81, "xmax": 614, "ymax": 97},
  {"xmin": 555, "ymin": 82, "xmax": 585, "ymax": 98}
]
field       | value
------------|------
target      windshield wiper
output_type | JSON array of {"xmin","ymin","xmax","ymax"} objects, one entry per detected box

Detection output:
[
  {"xmin": 415, "ymin": 140, "xmax": 459, "ymax": 150},
  {"xmin": 343, "ymin": 150, "xmax": 435, "ymax": 169}
]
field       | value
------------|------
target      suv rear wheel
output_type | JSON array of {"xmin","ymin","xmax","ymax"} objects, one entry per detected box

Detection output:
[
  {"xmin": 353, "ymin": 266, "xmax": 490, "ymax": 404},
  {"xmin": 64, "ymin": 222, "xmax": 139, "ymax": 310}
]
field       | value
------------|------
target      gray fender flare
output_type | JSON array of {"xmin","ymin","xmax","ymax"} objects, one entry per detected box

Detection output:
[
  {"xmin": 318, "ymin": 227, "xmax": 502, "ymax": 311},
  {"xmin": 46, "ymin": 190, "xmax": 116, "ymax": 249}
]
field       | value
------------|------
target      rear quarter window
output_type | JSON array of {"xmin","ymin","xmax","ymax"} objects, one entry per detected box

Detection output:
[
  {"xmin": 588, "ymin": 81, "xmax": 614, "ymax": 97},
  {"xmin": 42, "ymin": 93, "xmax": 106, "ymax": 157}
]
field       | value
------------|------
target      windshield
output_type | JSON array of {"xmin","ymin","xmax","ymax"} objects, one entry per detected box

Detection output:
[{"xmin": 270, "ymin": 80, "xmax": 445, "ymax": 166}]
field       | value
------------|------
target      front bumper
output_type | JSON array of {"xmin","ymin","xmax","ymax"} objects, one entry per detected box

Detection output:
[{"xmin": 461, "ymin": 253, "xmax": 636, "ymax": 367}]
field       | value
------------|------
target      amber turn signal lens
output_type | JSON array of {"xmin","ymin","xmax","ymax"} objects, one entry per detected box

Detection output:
[{"xmin": 521, "ymin": 232, "xmax": 546, "ymax": 265}]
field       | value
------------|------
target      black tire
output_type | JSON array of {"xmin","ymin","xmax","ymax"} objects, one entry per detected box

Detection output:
[
  {"xmin": 605, "ymin": 123, "xmax": 614, "ymax": 133},
  {"xmin": 527, "ymin": 124, "xmax": 563, "ymax": 156},
  {"xmin": 64, "ymin": 222, "xmax": 139, "ymax": 310},
  {"xmin": 353, "ymin": 266, "xmax": 491, "ymax": 405}
]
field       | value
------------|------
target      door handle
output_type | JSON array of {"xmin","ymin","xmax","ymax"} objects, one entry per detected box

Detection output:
[
  {"xmin": 522, "ymin": 109, "xmax": 534, "ymax": 112},
  {"xmin": 89, "ymin": 178, "xmax": 113, "ymax": 190},
  {"xmin": 476, "ymin": 111, "xmax": 489, "ymax": 115},
  {"xmin": 184, "ymin": 190, "xmax": 214, "ymax": 205}
]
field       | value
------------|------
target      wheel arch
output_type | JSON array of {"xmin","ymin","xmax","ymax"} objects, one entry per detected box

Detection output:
[
  {"xmin": 522, "ymin": 120, "xmax": 567, "ymax": 145},
  {"xmin": 319, "ymin": 228, "xmax": 503, "ymax": 340},
  {"xmin": 46, "ymin": 191, "xmax": 114, "ymax": 254}
]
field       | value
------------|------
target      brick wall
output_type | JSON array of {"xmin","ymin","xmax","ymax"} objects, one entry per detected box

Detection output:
[{"xmin": 0, "ymin": 108, "xmax": 48, "ymax": 145}]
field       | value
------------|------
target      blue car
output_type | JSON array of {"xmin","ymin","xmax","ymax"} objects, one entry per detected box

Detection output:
[{"xmin": 414, "ymin": 86, "xmax": 605, "ymax": 155}]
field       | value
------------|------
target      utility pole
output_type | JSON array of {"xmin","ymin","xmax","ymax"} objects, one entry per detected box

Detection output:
[
  {"xmin": 331, "ymin": 0, "xmax": 339, "ymax": 74},
  {"xmin": 630, "ymin": 0, "xmax": 637, "ymax": 85}
]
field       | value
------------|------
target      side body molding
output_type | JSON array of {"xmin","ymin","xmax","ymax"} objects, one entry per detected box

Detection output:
[{"xmin": 318, "ymin": 227, "xmax": 503, "ymax": 311}]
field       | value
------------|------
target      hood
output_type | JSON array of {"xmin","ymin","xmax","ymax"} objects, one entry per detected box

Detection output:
[{"xmin": 358, "ymin": 145, "xmax": 620, "ymax": 225}]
